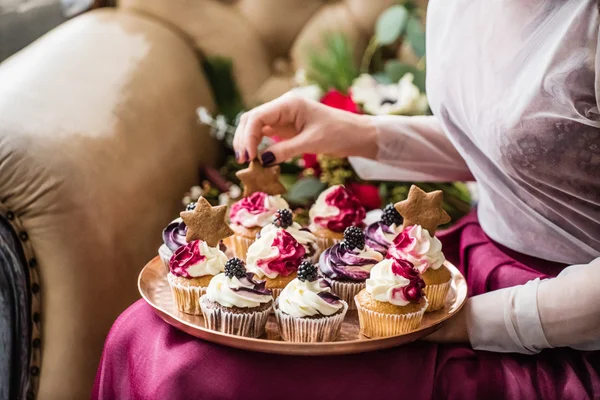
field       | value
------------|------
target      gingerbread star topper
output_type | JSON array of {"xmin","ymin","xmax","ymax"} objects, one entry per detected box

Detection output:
[
  {"xmin": 394, "ymin": 185, "xmax": 451, "ymax": 235},
  {"xmin": 180, "ymin": 197, "xmax": 234, "ymax": 247},
  {"xmin": 235, "ymin": 160, "xmax": 286, "ymax": 197}
]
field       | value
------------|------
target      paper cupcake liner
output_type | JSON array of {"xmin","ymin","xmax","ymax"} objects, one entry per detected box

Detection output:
[
  {"xmin": 314, "ymin": 236, "xmax": 342, "ymax": 258},
  {"xmin": 323, "ymin": 277, "xmax": 365, "ymax": 310},
  {"xmin": 200, "ymin": 295, "xmax": 271, "ymax": 338},
  {"xmin": 231, "ymin": 234, "xmax": 256, "ymax": 261},
  {"xmin": 167, "ymin": 273, "xmax": 206, "ymax": 315},
  {"xmin": 274, "ymin": 301, "xmax": 348, "ymax": 342},
  {"xmin": 354, "ymin": 297, "xmax": 428, "ymax": 338},
  {"xmin": 423, "ymin": 280, "xmax": 451, "ymax": 312},
  {"xmin": 158, "ymin": 244, "xmax": 173, "ymax": 272}
]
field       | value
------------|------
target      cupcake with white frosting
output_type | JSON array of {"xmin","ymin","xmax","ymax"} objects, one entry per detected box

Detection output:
[
  {"xmin": 319, "ymin": 227, "xmax": 383, "ymax": 310},
  {"xmin": 387, "ymin": 224, "xmax": 450, "ymax": 311},
  {"xmin": 258, "ymin": 209, "xmax": 319, "ymax": 262},
  {"xmin": 245, "ymin": 225, "xmax": 306, "ymax": 300},
  {"xmin": 355, "ymin": 258, "xmax": 427, "ymax": 338},
  {"xmin": 364, "ymin": 203, "xmax": 404, "ymax": 256},
  {"xmin": 167, "ymin": 239, "xmax": 228, "ymax": 315},
  {"xmin": 274, "ymin": 261, "xmax": 348, "ymax": 342},
  {"xmin": 200, "ymin": 258, "xmax": 273, "ymax": 338},
  {"xmin": 229, "ymin": 192, "xmax": 290, "ymax": 259},
  {"xmin": 308, "ymin": 185, "xmax": 366, "ymax": 255}
]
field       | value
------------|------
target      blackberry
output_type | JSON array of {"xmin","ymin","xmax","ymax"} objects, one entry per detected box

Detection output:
[
  {"xmin": 186, "ymin": 202, "xmax": 197, "ymax": 211},
  {"xmin": 381, "ymin": 203, "xmax": 402, "ymax": 226},
  {"xmin": 273, "ymin": 209, "xmax": 293, "ymax": 229},
  {"xmin": 224, "ymin": 258, "xmax": 246, "ymax": 279},
  {"xmin": 341, "ymin": 226, "xmax": 365, "ymax": 250},
  {"xmin": 297, "ymin": 261, "xmax": 318, "ymax": 282}
]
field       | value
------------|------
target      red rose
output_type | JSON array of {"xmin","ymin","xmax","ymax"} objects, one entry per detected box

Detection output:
[
  {"xmin": 169, "ymin": 241, "xmax": 207, "ymax": 278},
  {"xmin": 302, "ymin": 153, "xmax": 319, "ymax": 170},
  {"xmin": 320, "ymin": 89, "xmax": 361, "ymax": 114},
  {"xmin": 347, "ymin": 182, "xmax": 381, "ymax": 211}
]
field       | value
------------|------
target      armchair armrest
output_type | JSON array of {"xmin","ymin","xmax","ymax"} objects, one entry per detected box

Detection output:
[{"xmin": 0, "ymin": 8, "xmax": 219, "ymax": 399}]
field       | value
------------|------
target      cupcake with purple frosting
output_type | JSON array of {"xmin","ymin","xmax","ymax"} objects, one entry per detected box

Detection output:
[
  {"xmin": 364, "ymin": 203, "xmax": 404, "ymax": 256},
  {"xmin": 319, "ymin": 227, "xmax": 383, "ymax": 310},
  {"xmin": 159, "ymin": 217, "xmax": 188, "ymax": 269}
]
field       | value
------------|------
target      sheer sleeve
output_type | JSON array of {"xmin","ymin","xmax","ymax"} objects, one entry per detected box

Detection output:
[
  {"xmin": 466, "ymin": 257, "xmax": 600, "ymax": 354},
  {"xmin": 348, "ymin": 115, "xmax": 474, "ymax": 182}
]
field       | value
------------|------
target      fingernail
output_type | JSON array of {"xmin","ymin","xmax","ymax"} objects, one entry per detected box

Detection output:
[
  {"xmin": 235, "ymin": 151, "xmax": 240, "ymax": 162},
  {"xmin": 261, "ymin": 151, "xmax": 275, "ymax": 166},
  {"xmin": 245, "ymin": 150, "xmax": 250, "ymax": 161}
]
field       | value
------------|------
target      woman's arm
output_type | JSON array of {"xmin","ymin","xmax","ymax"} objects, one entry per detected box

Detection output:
[
  {"xmin": 426, "ymin": 257, "xmax": 600, "ymax": 353},
  {"xmin": 349, "ymin": 115, "xmax": 475, "ymax": 182}
]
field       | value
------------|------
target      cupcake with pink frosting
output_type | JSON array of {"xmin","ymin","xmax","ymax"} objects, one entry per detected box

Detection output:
[
  {"xmin": 229, "ymin": 192, "xmax": 290, "ymax": 259},
  {"xmin": 258, "ymin": 209, "xmax": 319, "ymax": 262},
  {"xmin": 167, "ymin": 239, "xmax": 228, "ymax": 315},
  {"xmin": 355, "ymin": 257, "xmax": 427, "ymax": 338},
  {"xmin": 245, "ymin": 227, "xmax": 306, "ymax": 299},
  {"xmin": 364, "ymin": 204, "xmax": 404, "ymax": 256},
  {"xmin": 387, "ymin": 224, "xmax": 450, "ymax": 311},
  {"xmin": 319, "ymin": 227, "xmax": 383, "ymax": 309},
  {"xmin": 308, "ymin": 185, "xmax": 366, "ymax": 255}
]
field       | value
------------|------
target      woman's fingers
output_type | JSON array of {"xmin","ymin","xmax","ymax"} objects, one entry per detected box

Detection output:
[
  {"xmin": 259, "ymin": 131, "xmax": 312, "ymax": 166},
  {"xmin": 236, "ymin": 94, "xmax": 303, "ymax": 162}
]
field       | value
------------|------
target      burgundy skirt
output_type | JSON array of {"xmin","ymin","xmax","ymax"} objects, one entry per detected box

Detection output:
[{"xmin": 92, "ymin": 211, "xmax": 600, "ymax": 400}]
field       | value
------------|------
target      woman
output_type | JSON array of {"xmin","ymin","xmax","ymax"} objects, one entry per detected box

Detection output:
[{"xmin": 94, "ymin": 2, "xmax": 600, "ymax": 399}]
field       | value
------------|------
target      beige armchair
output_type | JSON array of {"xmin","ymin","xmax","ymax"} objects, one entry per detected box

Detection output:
[{"xmin": 0, "ymin": 1, "xmax": 396, "ymax": 398}]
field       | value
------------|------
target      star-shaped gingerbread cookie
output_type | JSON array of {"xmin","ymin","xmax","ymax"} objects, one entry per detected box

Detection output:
[
  {"xmin": 180, "ymin": 197, "xmax": 234, "ymax": 247},
  {"xmin": 235, "ymin": 160, "xmax": 286, "ymax": 197},
  {"xmin": 394, "ymin": 185, "xmax": 451, "ymax": 235}
]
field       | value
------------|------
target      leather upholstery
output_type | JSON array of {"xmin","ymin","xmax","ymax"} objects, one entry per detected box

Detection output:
[
  {"xmin": 0, "ymin": 8, "xmax": 218, "ymax": 399},
  {"xmin": 119, "ymin": 0, "xmax": 396, "ymax": 105}
]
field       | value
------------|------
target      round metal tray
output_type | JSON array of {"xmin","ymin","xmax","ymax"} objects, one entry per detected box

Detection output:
[{"xmin": 139, "ymin": 256, "xmax": 467, "ymax": 355}]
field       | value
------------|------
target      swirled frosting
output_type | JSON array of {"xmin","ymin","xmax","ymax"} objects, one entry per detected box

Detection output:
[
  {"xmin": 319, "ymin": 243, "xmax": 383, "ymax": 281},
  {"xmin": 278, "ymin": 278, "xmax": 343, "ymax": 317},
  {"xmin": 259, "ymin": 222, "xmax": 318, "ymax": 258},
  {"xmin": 366, "ymin": 258, "xmax": 425, "ymax": 306},
  {"xmin": 387, "ymin": 224, "xmax": 445, "ymax": 273},
  {"xmin": 206, "ymin": 272, "xmax": 273, "ymax": 308},
  {"xmin": 169, "ymin": 240, "xmax": 228, "ymax": 278},
  {"xmin": 309, "ymin": 185, "xmax": 366, "ymax": 232},
  {"xmin": 246, "ymin": 229, "xmax": 306, "ymax": 279},
  {"xmin": 364, "ymin": 222, "xmax": 403, "ymax": 256},
  {"xmin": 229, "ymin": 192, "xmax": 290, "ymax": 228},
  {"xmin": 162, "ymin": 218, "xmax": 187, "ymax": 252}
]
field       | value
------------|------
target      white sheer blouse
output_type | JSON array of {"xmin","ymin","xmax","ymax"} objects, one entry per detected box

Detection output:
[{"xmin": 350, "ymin": 0, "xmax": 600, "ymax": 353}]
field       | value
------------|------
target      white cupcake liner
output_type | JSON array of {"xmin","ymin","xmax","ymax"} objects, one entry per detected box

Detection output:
[
  {"xmin": 355, "ymin": 297, "xmax": 428, "ymax": 338},
  {"xmin": 158, "ymin": 244, "xmax": 173, "ymax": 272},
  {"xmin": 200, "ymin": 295, "xmax": 271, "ymax": 338},
  {"xmin": 167, "ymin": 272, "xmax": 206, "ymax": 315},
  {"xmin": 323, "ymin": 277, "xmax": 365, "ymax": 311},
  {"xmin": 423, "ymin": 280, "xmax": 451, "ymax": 312},
  {"xmin": 231, "ymin": 233, "xmax": 256, "ymax": 261},
  {"xmin": 274, "ymin": 301, "xmax": 348, "ymax": 342}
]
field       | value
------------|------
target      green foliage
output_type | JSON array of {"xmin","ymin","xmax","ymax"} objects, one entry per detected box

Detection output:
[
  {"xmin": 405, "ymin": 15, "xmax": 426, "ymax": 58},
  {"xmin": 285, "ymin": 176, "xmax": 327, "ymax": 206},
  {"xmin": 201, "ymin": 56, "xmax": 245, "ymax": 121},
  {"xmin": 375, "ymin": 5, "xmax": 409, "ymax": 46},
  {"xmin": 307, "ymin": 33, "xmax": 359, "ymax": 94},
  {"xmin": 384, "ymin": 60, "xmax": 426, "ymax": 92}
]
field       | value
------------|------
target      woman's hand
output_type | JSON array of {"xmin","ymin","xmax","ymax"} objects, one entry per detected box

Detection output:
[{"xmin": 233, "ymin": 93, "xmax": 378, "ymax": 165}]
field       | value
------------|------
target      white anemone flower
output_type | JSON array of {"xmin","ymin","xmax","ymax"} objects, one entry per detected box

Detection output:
[
  {"xmin": 350, "ymin": 73, "xmax": 429, "ymax": 115},
  {"xmin": 288, "ymin": 84, "xmax": 323, "ymax": 102}
]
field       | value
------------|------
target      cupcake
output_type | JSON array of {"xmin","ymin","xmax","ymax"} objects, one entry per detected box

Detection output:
[
  {"xmin": 158, "ymin": 202, "xmax": 197, "ymax": 269},
  {"xmin": 387, "ymin": 224, "xmax": 450, "ymax": 311},
  {"xmin": 364, "ymin": 203, "xmax": 404, "ymax": 256},
  {"xmin": 229, "ymin": 192, "xmax": 290, "ymax": 259},
  {"xmin": 274, "ymin": 261, "xmax": 348, "ymax": 342},
  {"xmin": 245, "ymin": 226, "xmax": 306, "ymax": 300},
  {"xmin": 258, "ymin": 209, "xmax": 319, "ymax": 262},
  {"xmin": 308, "ymin": 185, "xmax": 366, "ymax": 254},
  {"xmin": 167, "ymin": 240, "xmax": 228, "ymax": 315},
  {"xmin": 200, "ymin": 258, "xmax": 273, "ymax": 338},
  {"xmin": 355, "ymin": 258, "xmax": 427, "ymax": 338},
  {"xmin": 319, "ymin": 227, "xmax": 383, "ymax": 310}
]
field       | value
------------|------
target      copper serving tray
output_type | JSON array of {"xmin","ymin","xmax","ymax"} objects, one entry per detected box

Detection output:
[{"xmin": 139, "ymin": 256, "xmax": 467, "ymax": 355}]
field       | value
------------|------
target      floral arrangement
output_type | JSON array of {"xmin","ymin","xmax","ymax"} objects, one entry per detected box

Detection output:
[{"xmin": 192, "ymin": 2, "xmax": 471, "ymax": 226}]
